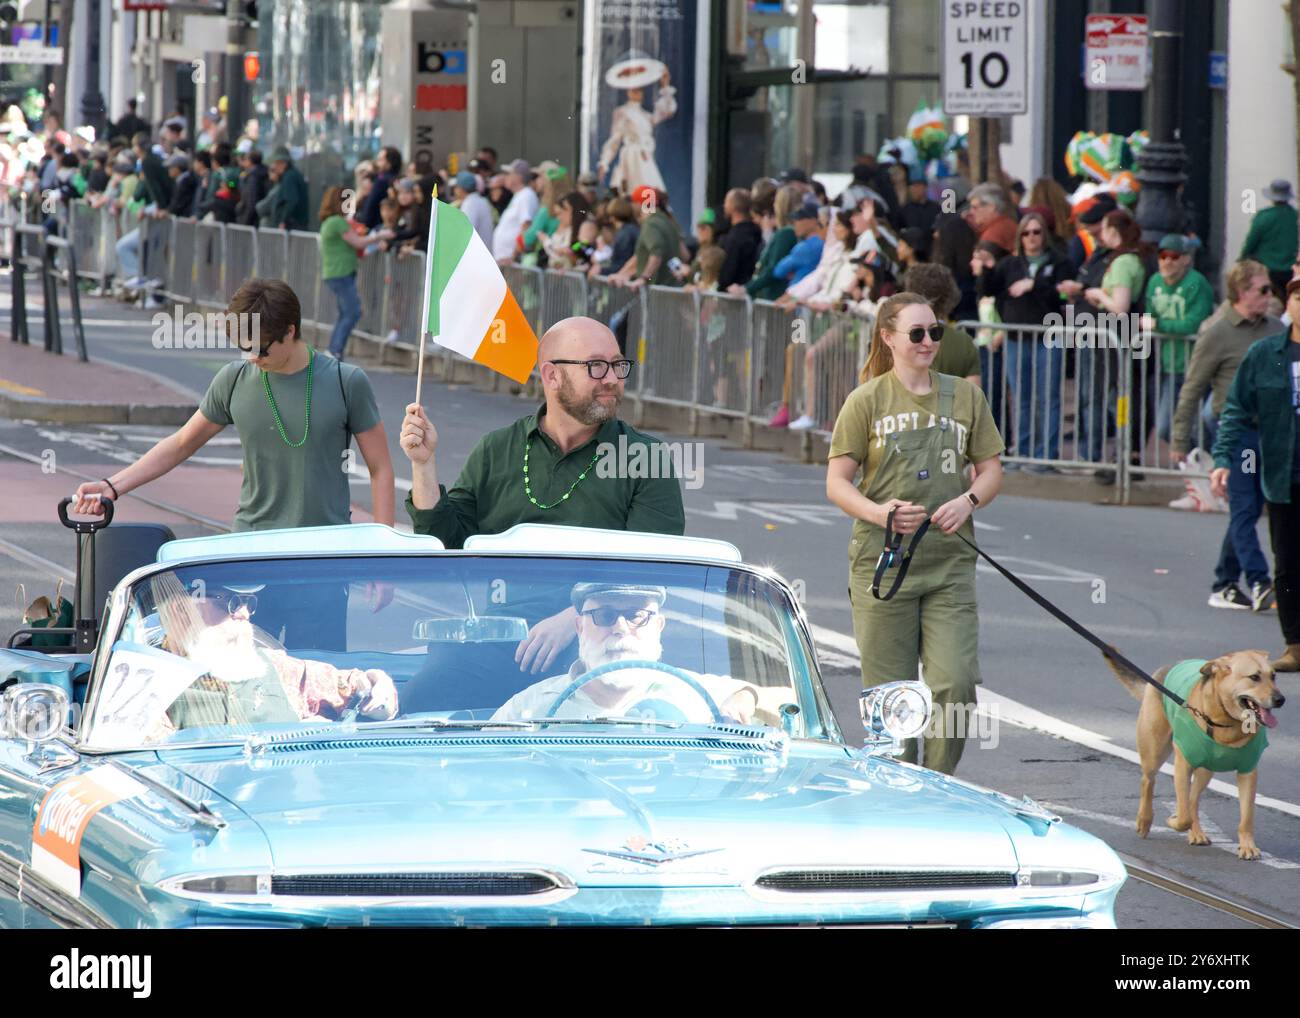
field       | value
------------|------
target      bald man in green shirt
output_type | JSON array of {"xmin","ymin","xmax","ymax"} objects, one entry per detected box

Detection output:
[{"xmin": 400, "ymin": 316, "xmax": 686, "ymax": 672}]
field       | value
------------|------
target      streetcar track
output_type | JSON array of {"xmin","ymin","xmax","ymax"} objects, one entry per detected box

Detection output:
[{"xmin": 1119, "ymin": 855, "xmax": 1295, "ymax": 929}]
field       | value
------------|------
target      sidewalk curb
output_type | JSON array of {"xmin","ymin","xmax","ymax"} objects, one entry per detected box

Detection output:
[{"xmin": 0, "ymin": 388, "xmax": 198, "ymax": 425}]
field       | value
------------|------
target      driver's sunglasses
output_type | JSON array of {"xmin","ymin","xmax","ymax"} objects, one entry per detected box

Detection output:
[
  {"xmin": 893, "ymin": 324, "xmax": 944, "ymax": 344},
  {"xmin": 579, "ymin": 606, "xmax": 657, "ymax": 628},
  {"xmin": 548, "ymin": 358, "xmax": 634, "ymax": 380},
  {"xmin": 210, "ymin": 592, "xmax": 257, "ymax": 617}
]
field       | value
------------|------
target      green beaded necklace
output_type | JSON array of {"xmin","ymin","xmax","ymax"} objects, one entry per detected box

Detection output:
[
  {"xmin": 261, "ymin": 346, "xmax": 314, "ymax": 448},
  {"xmin": 523, "ymin": 438, "xmax": 603, "ymax": 509}
]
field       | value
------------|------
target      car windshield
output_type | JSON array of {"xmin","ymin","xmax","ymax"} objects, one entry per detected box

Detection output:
[{"xmin": 82, "ymin": 555, "xmax": 832, "ymax": 749}]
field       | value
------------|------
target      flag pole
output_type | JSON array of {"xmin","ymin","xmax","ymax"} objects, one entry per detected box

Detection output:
[{"xmin": 415, "ymin": 184, "xmax": 438, "ymax": 407}]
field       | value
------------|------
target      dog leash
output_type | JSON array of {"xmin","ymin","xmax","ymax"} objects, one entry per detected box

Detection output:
[
  {"xmin": 872, "ymin": 507, "xmax": 932, "ymax": 601},
  {"xmin": 878, "ymin": 515, "xmax": 1228, "ymax": 729},
  {"xmin": 949, "ymin": 529, "xmax": 1230, "ymax": 729}
]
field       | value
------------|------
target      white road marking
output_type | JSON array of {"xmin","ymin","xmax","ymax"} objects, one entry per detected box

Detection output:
[
  {"xmin": 1046, "ymin": 802, "xmax": 1300, "ymax": 870},
  {"xmin": 689, "ymin": 500, "xmax": 1000, "ymax": 530},
  {"xmin": 0, "ymin": 536, "xmax": 75, "ymax": 582},
  {"xmin": 810, "ymin": 623, "xmax": 1300, "ymax": 821}
]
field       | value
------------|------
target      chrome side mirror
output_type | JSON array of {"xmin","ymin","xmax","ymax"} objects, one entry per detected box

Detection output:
[{"xmin": 860, "ymin": 681, "xmax": 932, "ymax": 754}]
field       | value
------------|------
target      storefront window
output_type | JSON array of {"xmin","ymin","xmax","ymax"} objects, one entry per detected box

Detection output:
[
  {"xmin": 745, "ymin": 0, "xmax": 800, "ymax": 70},
  {"xmin": 814, "ymin": 0, "xmax": 888, "ymax": 74},
  {"xmin": 814, "ymin": 78, "xmax": 888, "ymax": 172},
  {"xmin": 251, "ymin": 0, "xmax": 386, "ymax": 183}
]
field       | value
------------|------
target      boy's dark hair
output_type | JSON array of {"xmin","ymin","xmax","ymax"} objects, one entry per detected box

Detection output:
[
  {"xmin": 226, "ymin": 279, "xmax": 301, "ymax": 346},
  {"xmin": 247, "ymin": 148, "xmax": 263, "ymax": 165},
  {"xmin": 193, "ymin": 151, "xmax": 213, "ymax": 171},
  {"xmin": 212, "ymin": 141, "xmax": 232, "ymax": 166},
  {"xmin": 60, "ymin": 153, "xmax": 79, "ymax": 169}
]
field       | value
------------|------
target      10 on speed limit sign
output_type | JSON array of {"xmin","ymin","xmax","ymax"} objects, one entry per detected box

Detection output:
[{"xmin": 942, "ymin": 2, "xmax": 1028, "ymax": 115}]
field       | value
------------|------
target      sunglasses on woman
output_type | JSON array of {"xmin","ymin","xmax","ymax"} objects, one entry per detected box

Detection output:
[
  {"xmin": 893, "ymin": 324, "xmax": 944, "ymax": 344},
  {"xmin": 1020, "ymin": 228, "xmax": 1043, "ymax": 237}
]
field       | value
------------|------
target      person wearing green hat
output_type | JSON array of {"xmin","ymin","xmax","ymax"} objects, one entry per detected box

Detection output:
[
  {"xmin": 677, "ymin": 205, "xmax": 718, "ymax": 283},
  {"xmin": 1141, "ymin": 233, "xmax": 1213, "ymax": 454},
  {"xmin": 522, "ymin": 163, "xmax": 571, "ymax": 263},
  {"xmin": 1240, "ymin": 179, "xmax": 1298, "ymax": 295}
]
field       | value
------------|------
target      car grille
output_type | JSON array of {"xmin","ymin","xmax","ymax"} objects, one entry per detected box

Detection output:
[
  {"xmin": 269, "ymin": 872, "xmax": 561, "ymax": 897},
  {"xmin": 755, "ymin": 870, "xmax": 1017, "ymax": 892}
]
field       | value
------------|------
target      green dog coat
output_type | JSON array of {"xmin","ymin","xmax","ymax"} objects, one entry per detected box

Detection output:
[{"xmin": 1161, "ymin": 659, "xmax": 1268, "ymax": 774}]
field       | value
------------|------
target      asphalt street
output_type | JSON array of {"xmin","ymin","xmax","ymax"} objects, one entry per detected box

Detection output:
[{"xmin": 2, "ymin": 297, "xmax": 1298, "ymax": 929}]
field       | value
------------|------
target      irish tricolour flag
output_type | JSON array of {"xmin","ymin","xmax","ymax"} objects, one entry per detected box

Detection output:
[{"xmin": 419, "ymin": 195, "xmax": 538, "ymax": 384}]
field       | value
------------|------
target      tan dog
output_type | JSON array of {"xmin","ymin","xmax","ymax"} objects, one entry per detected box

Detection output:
[{"xmin": 1104, "ymin": 650, "xmax": 1284, "ymax": 860}]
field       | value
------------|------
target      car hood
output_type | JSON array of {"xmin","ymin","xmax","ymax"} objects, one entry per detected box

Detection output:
[{"xmin": 156, "ymin": 734, "xmax": 1027, "ymax": 885}]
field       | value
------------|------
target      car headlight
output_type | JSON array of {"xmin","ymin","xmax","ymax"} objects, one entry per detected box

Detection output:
[{"xmin": 860, "ymin": 681, "xmax": 932, "ymax": 742}]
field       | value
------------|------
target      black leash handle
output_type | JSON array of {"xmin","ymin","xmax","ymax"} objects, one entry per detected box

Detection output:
[
  {"xmin": 952, "ymin": 531, "xmax": 1229, "ymax": 728},
  {"xmin": 871, "ymin": 507, "xmax": 931, "ymax": 601}
]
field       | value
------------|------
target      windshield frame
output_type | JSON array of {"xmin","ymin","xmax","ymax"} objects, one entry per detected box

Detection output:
[{"xmin": 79, "ymin": 549, "xmax": 842, "ymax": 750}]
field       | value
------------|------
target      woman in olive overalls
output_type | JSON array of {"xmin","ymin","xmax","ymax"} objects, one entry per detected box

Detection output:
[{"xmin": 828, "ymin": 292, "xmax": 1005, "ymax": 774}]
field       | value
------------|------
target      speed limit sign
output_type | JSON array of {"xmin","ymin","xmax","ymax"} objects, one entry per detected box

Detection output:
[{"xmin": 942, "ymin": 2, "xmax": 1028, "ymax": 115}]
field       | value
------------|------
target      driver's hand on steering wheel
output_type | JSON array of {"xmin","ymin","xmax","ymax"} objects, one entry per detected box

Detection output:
[
  {"xmin": 721, "ymin": 688, "xmax": 758, "ymax": 724},
  {"xmin": 352, "ymin": 669, "xmax": 398, "ymax": 720},
  {"xmin": 515, "ymin": 607, "xmax": 579, "ymax": 675}
]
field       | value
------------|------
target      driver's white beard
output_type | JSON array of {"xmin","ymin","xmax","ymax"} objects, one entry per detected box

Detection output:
[
  {"xmin": 189, "ymin": 623, "xmax": 267, "ymax": 682},
  {"xmin": 577, "ymin": 630, "xmax": 662, "ymax": 689}
]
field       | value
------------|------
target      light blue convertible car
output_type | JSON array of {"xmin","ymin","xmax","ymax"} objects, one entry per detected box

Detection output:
[{"xmin": 0, "ymin": 521, "xmax": 1124, "ymax": 928}]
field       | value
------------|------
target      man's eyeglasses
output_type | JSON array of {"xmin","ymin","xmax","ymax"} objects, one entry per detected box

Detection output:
[
  {"xmin": 1158, "ymin": 251, "xmax": 1183, "ymax": 261},
  {"xmin": 579, "ymin": 606, "xmax": 657, "ymax": 628},
  {"xmin": 548, "ymin": 358, "xmax": 634, "ymax": 379},
  {"xmin": 892, "ymin": 324, "xmax": 944, "ymax": 344}
]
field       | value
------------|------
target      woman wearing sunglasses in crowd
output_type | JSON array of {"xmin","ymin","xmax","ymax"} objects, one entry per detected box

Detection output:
[
  {"xmin": 974, "ymin": 210, "xmax": 1075, "ymax": 470},
  {"xmin": 826, "ymin": 292, "xmax": 1005, "ymax": 775}
]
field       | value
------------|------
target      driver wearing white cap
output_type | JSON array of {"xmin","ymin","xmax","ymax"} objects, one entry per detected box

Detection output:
[{"xmin": 492, "ymin": 582, "xmax": 758, "ymax": 723}]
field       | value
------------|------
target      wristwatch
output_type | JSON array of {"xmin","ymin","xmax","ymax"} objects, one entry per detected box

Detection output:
[{"xmin": 965, "ymin": 491, "xmax": 980, "ymax": 509}]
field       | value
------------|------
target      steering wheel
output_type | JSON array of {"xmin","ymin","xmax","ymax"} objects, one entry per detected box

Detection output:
[{"xmin": 544, "ymin": 659, "xmax": 724, "ymax": 723}]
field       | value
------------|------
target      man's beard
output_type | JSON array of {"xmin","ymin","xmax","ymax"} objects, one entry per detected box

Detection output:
[
  {"xmin": 578, "ymin": 630, "xmax": 662, "ymax": 675},
  {"xmin": 189, "ymin": 619, "xmax": 267, "ymax": 682},
  {"xmin": 556, "ymin": 370, "xmax": 621, "ymax": 426}
]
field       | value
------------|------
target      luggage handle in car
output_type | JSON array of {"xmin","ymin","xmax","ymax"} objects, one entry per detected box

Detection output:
[{"xmin": 58, "ymin": 495, "xmax": 114, "ymax": 533}]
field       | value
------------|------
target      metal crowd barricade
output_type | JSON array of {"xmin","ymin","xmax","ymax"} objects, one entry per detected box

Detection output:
[
  {"xmin": 43, "ymin": 235, "xmax": 88, "ymax": 362},
  {"xmin": 6, "ymin": 222, "xmax": 45, "ymax": 346},
  {"xmin": 256, "ymin": 227, "xmax": 289, "ymax": 284},
  {"xmin": 800, "ymin": 308, "xmax": 868, "ymax": 434},
  {"xmin": 387, "ymin": 250, "xmax": 427, "ymax": 344},
  {"xmin": 68, "ymin": 200, "xmax": 102, "ymax": 282},
  {"xmin": 139, "ymin": 214, "xmax": 172, "ymax": 290},
  {"xmin": 746, "ymin": 299, "xmax": 796, "ymax": 429},
  {"xmin": 224, "ymin": 224, "xmax": 258, "ymax": 298},
  {"xmin": 166, "ymin": 217, "xmax": 197, "ymax": 303},
  {"xmin": 695, "ymin": 291, "xmax": 753, "ymax": 419},
  {"xmin": 641, "ymin": 286, "xmax": 699, "ymax": 408},
  {"xmin": 1130, "ymin": 329, "xmax": 1208, "ymax": 476},
  {"xmin": 539, "ymin": 270, "xmax": 588, "ymax": 333},
  {"xmin": 354, "ymin": 249, "xmax": 387, "ymax": 339},
  {"xmin": 286, "ymin": 231, "xmax": 321, "ymax": 326},
  {"xmin": 193, "ymin": 221, "xmax": 226, "ymax": 309}
]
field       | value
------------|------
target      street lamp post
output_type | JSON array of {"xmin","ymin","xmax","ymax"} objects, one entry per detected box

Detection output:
[
  {"xmin": 79, "ymin": 0, "xmax": 106, "ymax": 136},
  {"xmin": 1134, "ymin": 0, "xmax": 1188, "ymax": 242}
]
